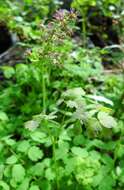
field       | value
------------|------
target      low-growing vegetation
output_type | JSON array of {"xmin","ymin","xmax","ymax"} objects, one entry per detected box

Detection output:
[{"xmin": 0, "ymin": 0, "xmax": 124, "ymax": 189}]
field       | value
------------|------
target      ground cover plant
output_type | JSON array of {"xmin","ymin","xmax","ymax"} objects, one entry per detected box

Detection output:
[{"xmin": 0, "ymin": 0, "xmax": 124, "ymax": 190}]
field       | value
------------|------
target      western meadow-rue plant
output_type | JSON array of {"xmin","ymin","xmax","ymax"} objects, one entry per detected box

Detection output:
[{"xmin": 0, "ymin": 1, "xmax": 124, "ymax": 190}]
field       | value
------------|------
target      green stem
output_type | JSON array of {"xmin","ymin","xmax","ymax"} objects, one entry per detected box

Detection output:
[
  {"xmin": 42, "ymin": 73, "xmax": 46, "ymax": 114},
  {"xmin": 52, "ymin": 137, "xmax": 59, "ymax": 190},
  {"xmin": 41, "ymin": 61, "xmax": 47, "ymax": 114},
  {"xmin": 46, "ymin": 124, "xmax": 59, "ymax": 189},
  {"xmin": 82, "ymin": 11, "xmax": 87, "ymax": 48}
]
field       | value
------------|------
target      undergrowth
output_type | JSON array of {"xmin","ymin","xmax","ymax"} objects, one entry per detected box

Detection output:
[{"xmin": 0, "ymin": 1, "xmax": 124, "ymax": 190}]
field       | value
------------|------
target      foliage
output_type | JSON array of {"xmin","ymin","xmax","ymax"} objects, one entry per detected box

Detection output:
[
  {"xmin": 0, "ymin": 1, "xmax": 124, "ymax": 190},
  {"xmin": 71, "ymin": 0, "xmax": 123, "ymax": 48},
  {"xmin": 3, "ymin": 0, "xmax": 59, "ymax": 21}
]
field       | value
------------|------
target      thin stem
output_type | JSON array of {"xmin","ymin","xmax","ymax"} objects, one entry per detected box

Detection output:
[
  {"xmin": 42, "ymin": 72, "xmax": 46, "ymax": 114},
  {"xmin": 82, "ymin": 11, "xmax": 87, "ymax": 48},
  {"xmin": 45, "ymin": 123, "xmax": 59, "ymax": 189},
  {"xmin": 41, "ymin": 58, "xmax": 47, "ymax": 114},
  {"xmin": 52, "ymin": 137, "xmax": 59, "ymax": 190},
  {"xmin": 47, "ymin": 129, "xmax": 59, "ymax": 189}
]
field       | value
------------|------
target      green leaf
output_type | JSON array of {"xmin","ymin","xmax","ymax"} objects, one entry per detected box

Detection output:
[
  {"xmin": 63, "ymin": 87, "xmax": 85, "ymax": 99},
  {"xmin": 0, "ymin": 164, "xmax": 4, "ymax": 180},
  {"xmin": 17, "ymin": 178, "xmax": 30, "ymax": 190},
  {"xmin": 64, "ymin": 157, "xmax": 76, "ymax": 175},
  {"xmin": 71, "ymin": 147, "xmax": 88, "ymax": 158},
  {"xmin": 12, "ymin": 164, "xmax": 25, "ymax": 182},
  {"xmin": 3, "ymin": 137, "xmax": 16, "ymax": 146},
  {"xmin": 59, "ymin": 130, "xmax": 71, "ymax": 141},
  {"xmin": 97, "ymin": 112, "xmax": 117, "ymax": 128},
  {"xmin": 115, "ymin": 144, "xmax": 124, "ymax": 158},
  {"xmin": 55, "ymin": 146, "xmax": 68, "ymax": 161},
  {"xmin": 42, "ymin": 158, "xmax": 51, "ymax": 168},
  {"xmin": 0, "ymin": 181, "xmax": 10, "ymax": 190},
  {"xmin": 6, "ymin": 155, "xmax": 18, "ymax": 164},
  {"xmin": 98, "ymin": 175, "xmax": 115, "ymax": 190},
  {"xmin": 29, "ymin": 185, "xmax": 40, "ymax": 190},
  {"xmin": 87, "ymin": 95, "xmax": 113, "ymax": 106},
  {"xmin": 116, "ymin": 166, "xmax": 121, "ymax": 176},
  {"xmin": 89, "ymin": 150, "xmax": 101, "ymax": 161},
  {"xmin": 93, "ymin": 171, "xmax": 103, "ymax": 187},
  {"xmin": 0, "ymin": 111, "xmax": 8, "ymax": 121},
  {"xmin": 25, "ymin": 120, "xmax": 39, "ymax": 131},
  {"xmin": 73, "ymin": 120, "xmax": 82, "ymax": 135},
  {"xmin": 4, "ymin": 166, "xmax": 11, "ymax": 178},
  {"xmin": 101, "ymin": 154, "xmax": 114, "ymax": 169},
  {"xmin": 47, "ymin": 121, "xmax": 61, "ymax": 138},
  {"xmin": 40, "ymin": 180, "xmax": 51, "ymax": 190},
  {"xmin": 3, "ymin": 66, "xmax": 15, "ymax": 79},
  {"xmin": 73, "ymin": 134, "xmax": 86, "ymax": 146},
  {"xmin": 17, "ymin": 140, "xmax": 30, "ymax": 153},
  {"xmin": 87, "ymin": 139, "xmax": 116, "ymax": 151},
  {"xmin": 10, "ymin": 178, "xmax": 17, "ymax": 188},
  {"xmin": 28, "ymin": 146, "xmax": 44, "ymax": 161},
  {"xmin": 45, "ymin": 168, "xmax": 55, "ymax": 181},
  {"xmin": 30, "ymin": 131, "xmax": 46, "ymax": 143},
  {"xmin": 87, "ymin": 117, "xmax": 102, "ymax": 135},
  {"xmin": 29, "ymin": 162, "xmax": 44, "ymax": 177}
]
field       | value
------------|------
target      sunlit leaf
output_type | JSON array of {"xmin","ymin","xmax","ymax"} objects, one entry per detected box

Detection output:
[
  {"xmin": 0, "ymin": 181, "xmax": 10, "ymax": 190},
  {"xmin": 12, "ymin": 164, "xmax": 25, "ymax": 182},
  {"xmin": 71, "ymin": 147, "xmax": 88, "ymax": 158},
  {"xmin": 6, "ymin": 155, "xmax": 18, "ymax": 165},
  {"xmin": 98, "ymin": 112, "xmax": 117, "ymax": 128},
  {"xmin": 28, "ymin": 146, "xmax": 44, "ymax": 161},
  {"xmin": 87, "ymin": 95, "xmax": 113, "ymax": 106}
]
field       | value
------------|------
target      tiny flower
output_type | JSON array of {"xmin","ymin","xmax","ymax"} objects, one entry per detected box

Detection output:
[
  {"xmin": 53, "ymin": 9, "xmax": 68, "ymax": 21},
  {"xmin": 69, "ymin": 9, "xmax": 77, "ymax": 19}
]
